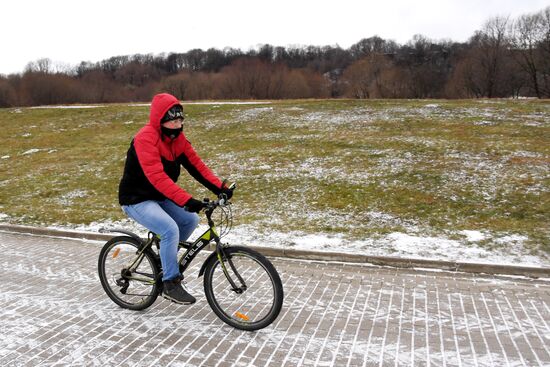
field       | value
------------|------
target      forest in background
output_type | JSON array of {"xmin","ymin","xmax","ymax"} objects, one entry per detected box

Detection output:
[{"xmin": 0, "ymin": 6, "xmax": 549, "ymax": 107}]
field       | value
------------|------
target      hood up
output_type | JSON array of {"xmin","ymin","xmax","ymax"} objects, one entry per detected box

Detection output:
[{"xmin": 148, "ymin": 93, "xmax": 182, "ymax": 130}]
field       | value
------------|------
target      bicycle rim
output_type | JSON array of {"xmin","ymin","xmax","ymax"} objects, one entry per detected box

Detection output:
[
  {"xmin": 99, "ymin": 238, "xmax": 158, "ymax": 310},
  {"xmin": 205, "ymin": 249, "xmax": 282, "ymax": 330}
]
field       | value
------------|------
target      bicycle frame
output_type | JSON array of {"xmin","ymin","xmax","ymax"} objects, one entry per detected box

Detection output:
[
  {"xmin": 119, "ymin": 226, "xmax": 219, "ymax": 286},
  {"xmin": 112, "ymin": 198, "xmax": 246, "ymax": 292},
  {"xmin": 178, "ymin": 226, "xmax": 220, "ymax": 273}
]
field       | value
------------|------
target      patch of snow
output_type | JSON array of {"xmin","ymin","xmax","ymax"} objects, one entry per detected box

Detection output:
[
  {"xmin": 0, "ymin": 213, "xmax": 9, "ymax": 220},
  {"xmin": 128, "ymin": 101, "xmax": 272, "ymax": 107},
  {"xmin": 185, "ymin": 101, "xmax": 272, "ymax": 105},
  {"xmin": 29, "ymin": 105, "xmax": 103, "ymax": 109},
  {"xmin": 474, "ymin": 120, "xmax": 494, "ymax": 126},
  {"xmin": 494, "ymin": 234, "xmax": 528, "ymax": 244},
  {"xmin": 21, "ymin": 149, "xmax": 41, "ymax": 155},
  {"xmin": 67, "ymin": 217, "xmax": 149, "ymax": 237},
  {"xmin": 460, "ymin": 230, "xmax": 486, "ymax": 242},
  {"xmin": 1, "ymin": 155, "xmax": 9, "ymax": 159},
  {"xmin": 291, "ymin": 234, "xmax": 344, "ymax": 249},
  {"xmin": 57, "ymin": 190, "xmax": 88, "ymax": 205},
  {"xmin": 511, "ymin": 151, "xmax": 544, "ymax": 158},
  {"xmin": 57, "ymin": 220, "xmax": 549, "ymax": 267},
  {"xmin": 476, "ymin": 100, "xmax": 504, "ymax": 104},
  {"xmin": 524, "ymin": 121, "xmax": 544, "ymax": 127},
  {"xmin": 232, "ymin": 228, "xmax": 547, "ymax": 266},
  {"xmin": 236, "ymin": 107, "xmax": 274, "ymax": 120}
]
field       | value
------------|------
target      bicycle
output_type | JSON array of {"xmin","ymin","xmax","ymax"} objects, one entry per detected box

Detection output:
[{"xmin": 97, "ymin": 186, "xmax": 284, "ymax": 331}]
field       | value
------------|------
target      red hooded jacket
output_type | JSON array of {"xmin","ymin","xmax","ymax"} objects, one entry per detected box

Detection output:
[{"xmin": 118, "ymin": 93, "xmax": 223, "ymax": 206}]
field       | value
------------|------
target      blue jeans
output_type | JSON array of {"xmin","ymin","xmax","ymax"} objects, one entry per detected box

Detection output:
[{"xmin": 122, "ymin": 200, "xmax": 200, "ymax": 281}]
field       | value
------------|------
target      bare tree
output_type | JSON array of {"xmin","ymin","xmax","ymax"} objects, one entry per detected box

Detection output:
[
  {"xmin": 445, "ymin": 52, "xmax": 482, "ymax": 98},
  {"xmin": 349, "ymin": 36, "xmax": 398, "ymax": 59},
  {"xmin": 457, "ymin": 16, "xmax": 512, "ymax": 98},
  {"xmin": 280, "ymin": 69, "xmax": 309, "ymax": 98},
  {"xmin": 24, "ymin": 58, "xmax": 53, "ymax": 74},
  {"xmin": 342, "ymin": 53, "xmax": 392, "ymax": 98},
  {"xmin": 6, "ymin": 6, "xmax": 550, "ymax": 105},
  {"xmin": 476, "ymin": 16, "xmax": 511, "ymax": 97},
  {"xmin": 299, "ymin": 68, "xmax": 330, "ymax": 98},
  {"xmin": 183, "ymin": 49, "xmax": 206, "ymax": 71},
  {"xmin": 510, "ymin": 11, "xmax": 545, "ymax": 97},
  {"xmin": 539, "ymin": 6, "xmax": 550, "ymax": 95},
  {"xmin": 399, "ymin": 35, "xmax": 450, "ymax": 98},
  {"xmin": 114, "ymin": 62, "xmax": 159, "ymax": 87},
  {"xmin": 219, "ymin": 58, "xmax": 273, "ymax": 99},
  {"xmin": 0, "ymin": 77, "xmax": 17, "ymax": 107},
  {"xmin": 161, "ymin": 72, "xmax": 192, "ymax": 99}
]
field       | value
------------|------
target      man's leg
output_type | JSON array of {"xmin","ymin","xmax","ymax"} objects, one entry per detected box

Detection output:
[
  {"xmin": 159, "ymin": 199, "xmax": 200, "ymax": 243},
  {"xmin": 122, "ymin": 201, "xmax": 180, "ymax": 281}
]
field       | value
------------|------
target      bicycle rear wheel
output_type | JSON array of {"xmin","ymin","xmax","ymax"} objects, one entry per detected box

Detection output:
[
  {"xmin": 203, "ymin": 246, "xmax": 283, "ymax": 331},
  {"xmin": 98, "ymin": 236, "xmax": 160, "ymax": 310}
]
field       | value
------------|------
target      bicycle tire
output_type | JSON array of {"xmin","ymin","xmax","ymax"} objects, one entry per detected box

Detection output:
[
  {"xmin": 203, "ymin": 246, "xmax": 283, "ymax": 331},
  {"xmin": 98, "ymin": 236, "xmax": 160, "ymax": 311}
]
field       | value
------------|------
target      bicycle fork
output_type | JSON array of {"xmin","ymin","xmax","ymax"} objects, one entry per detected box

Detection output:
[{"xmin": 215, "ymin": 242, "xmax": 247, "ymax": 294}]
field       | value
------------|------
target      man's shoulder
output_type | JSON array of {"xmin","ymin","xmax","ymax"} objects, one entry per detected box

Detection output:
[
  {"xmin": 173, "ymin": 132, "xmax": 193, "ymax": 154},
  {"xmin": 135, "ymin": 125, "xmax": 160, "ymax": 144}
]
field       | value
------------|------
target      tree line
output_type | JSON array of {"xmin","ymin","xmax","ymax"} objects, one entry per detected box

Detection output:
[{"xmin": 1, "ymin": 6, "xmax": 549, "ymax": 107}]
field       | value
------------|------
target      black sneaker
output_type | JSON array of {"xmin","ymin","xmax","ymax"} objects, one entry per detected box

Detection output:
[{"xmin": 163, "ymin": 278, "xmax": 196, "ymax": 305}]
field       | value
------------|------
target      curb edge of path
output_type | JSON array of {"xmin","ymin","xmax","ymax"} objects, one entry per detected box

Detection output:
[{"xmin": 1, "ymin": 223, "xmax": 548, "ymax": 279}]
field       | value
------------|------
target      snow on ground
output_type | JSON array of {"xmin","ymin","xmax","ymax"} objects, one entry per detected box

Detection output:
[
  {"xmin": 21, "ymin": 148, "xmax": 42, "ymax": 155},
  {"xmin": 29, "ymin": 105, "xmax": 103, "ymax": 109},
  {"xmin": 45, "ymin": 218, "xmax": 549, "ymax": 267},
  {"xmin": 128, "ymin": 101, "xmax": 272, "ymax": 107},
  {"xmin": 184, "ymin": 101, "xmax": 272, "ymax": 105},
  {"xmin": 459, "ymin": 230, "xmax": 486, "ymax": 242},
  {"xmin": 57, "ymin": 190, "xmax": 88, "ymax": 206},
  {"xmin": 4, "ymin": 102, "xmax": 548, "ymax": 268},
  {"xmin": 23, "ymin": 102, "xmax": 272, "ymax": 109}
]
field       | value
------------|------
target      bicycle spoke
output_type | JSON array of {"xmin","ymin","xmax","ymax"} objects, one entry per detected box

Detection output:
[
  {"xmin": 99, "ymin": 237, "xmax": 159, "ymax": 310},
  {"xmin": 209, "ymin": 253, "xmax": 277, "ymax": 324}
]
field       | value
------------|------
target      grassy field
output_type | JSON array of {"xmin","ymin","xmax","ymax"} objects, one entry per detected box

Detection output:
[{"xmin": 0, "ymin": 99, "xmax": 548, "ymax": 259}]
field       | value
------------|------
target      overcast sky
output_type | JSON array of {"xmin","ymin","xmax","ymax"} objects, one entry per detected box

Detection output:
[{"xmin": 1, "ymin": 0, "xmax": 548, "ymax": 75}]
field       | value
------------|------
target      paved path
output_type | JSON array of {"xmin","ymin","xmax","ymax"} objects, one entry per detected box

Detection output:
[{"xmin": 0, "ymin": 231, "xmax": 549, "ymax": 367}]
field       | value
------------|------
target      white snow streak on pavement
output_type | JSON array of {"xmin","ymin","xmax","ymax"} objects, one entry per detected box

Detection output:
[{"xmin": 0, "ymin": 232, "xmax": 549, "ymax": 366}]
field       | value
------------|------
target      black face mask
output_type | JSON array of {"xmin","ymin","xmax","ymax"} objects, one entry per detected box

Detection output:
[{"xmin": 161, "ymin": 126, "xmax": 183, "ymax": 140}]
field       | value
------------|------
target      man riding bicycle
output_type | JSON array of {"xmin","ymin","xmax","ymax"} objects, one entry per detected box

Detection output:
[{"xmin": 118, "ymin": 93, "xmax": 232, "ymax": 305}]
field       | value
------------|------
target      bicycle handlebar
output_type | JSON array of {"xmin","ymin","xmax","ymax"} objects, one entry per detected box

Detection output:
[{"xmin": 203, "ymin": 182, "xmax": 236, "ymax": 211}]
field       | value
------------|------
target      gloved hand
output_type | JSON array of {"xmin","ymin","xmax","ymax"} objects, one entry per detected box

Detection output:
[
  {"xmin": 218, "ymin": 180, "xmax": 234, "ymax": 201},
  {"xmin": 184, "ymin": 198, "xmax": 205, "ymax": 213},
  {"xmin": 220, "ymin": 187, "xmax": 233, "ymax": 201}
]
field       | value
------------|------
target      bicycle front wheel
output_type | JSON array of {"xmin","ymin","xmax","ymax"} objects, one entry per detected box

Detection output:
[
  {"xmin": 98, "ymin": 236, "xmax": 160, "ymax": 311},
  {"xmin": 203, "ymin": 246, "xmax": 283, "ymax": 331}
]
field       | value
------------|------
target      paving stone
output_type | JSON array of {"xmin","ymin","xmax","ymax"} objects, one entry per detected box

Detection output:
[{"xmin": 0, "ymin": 231, "xmax": 548, "ymax": 366}]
